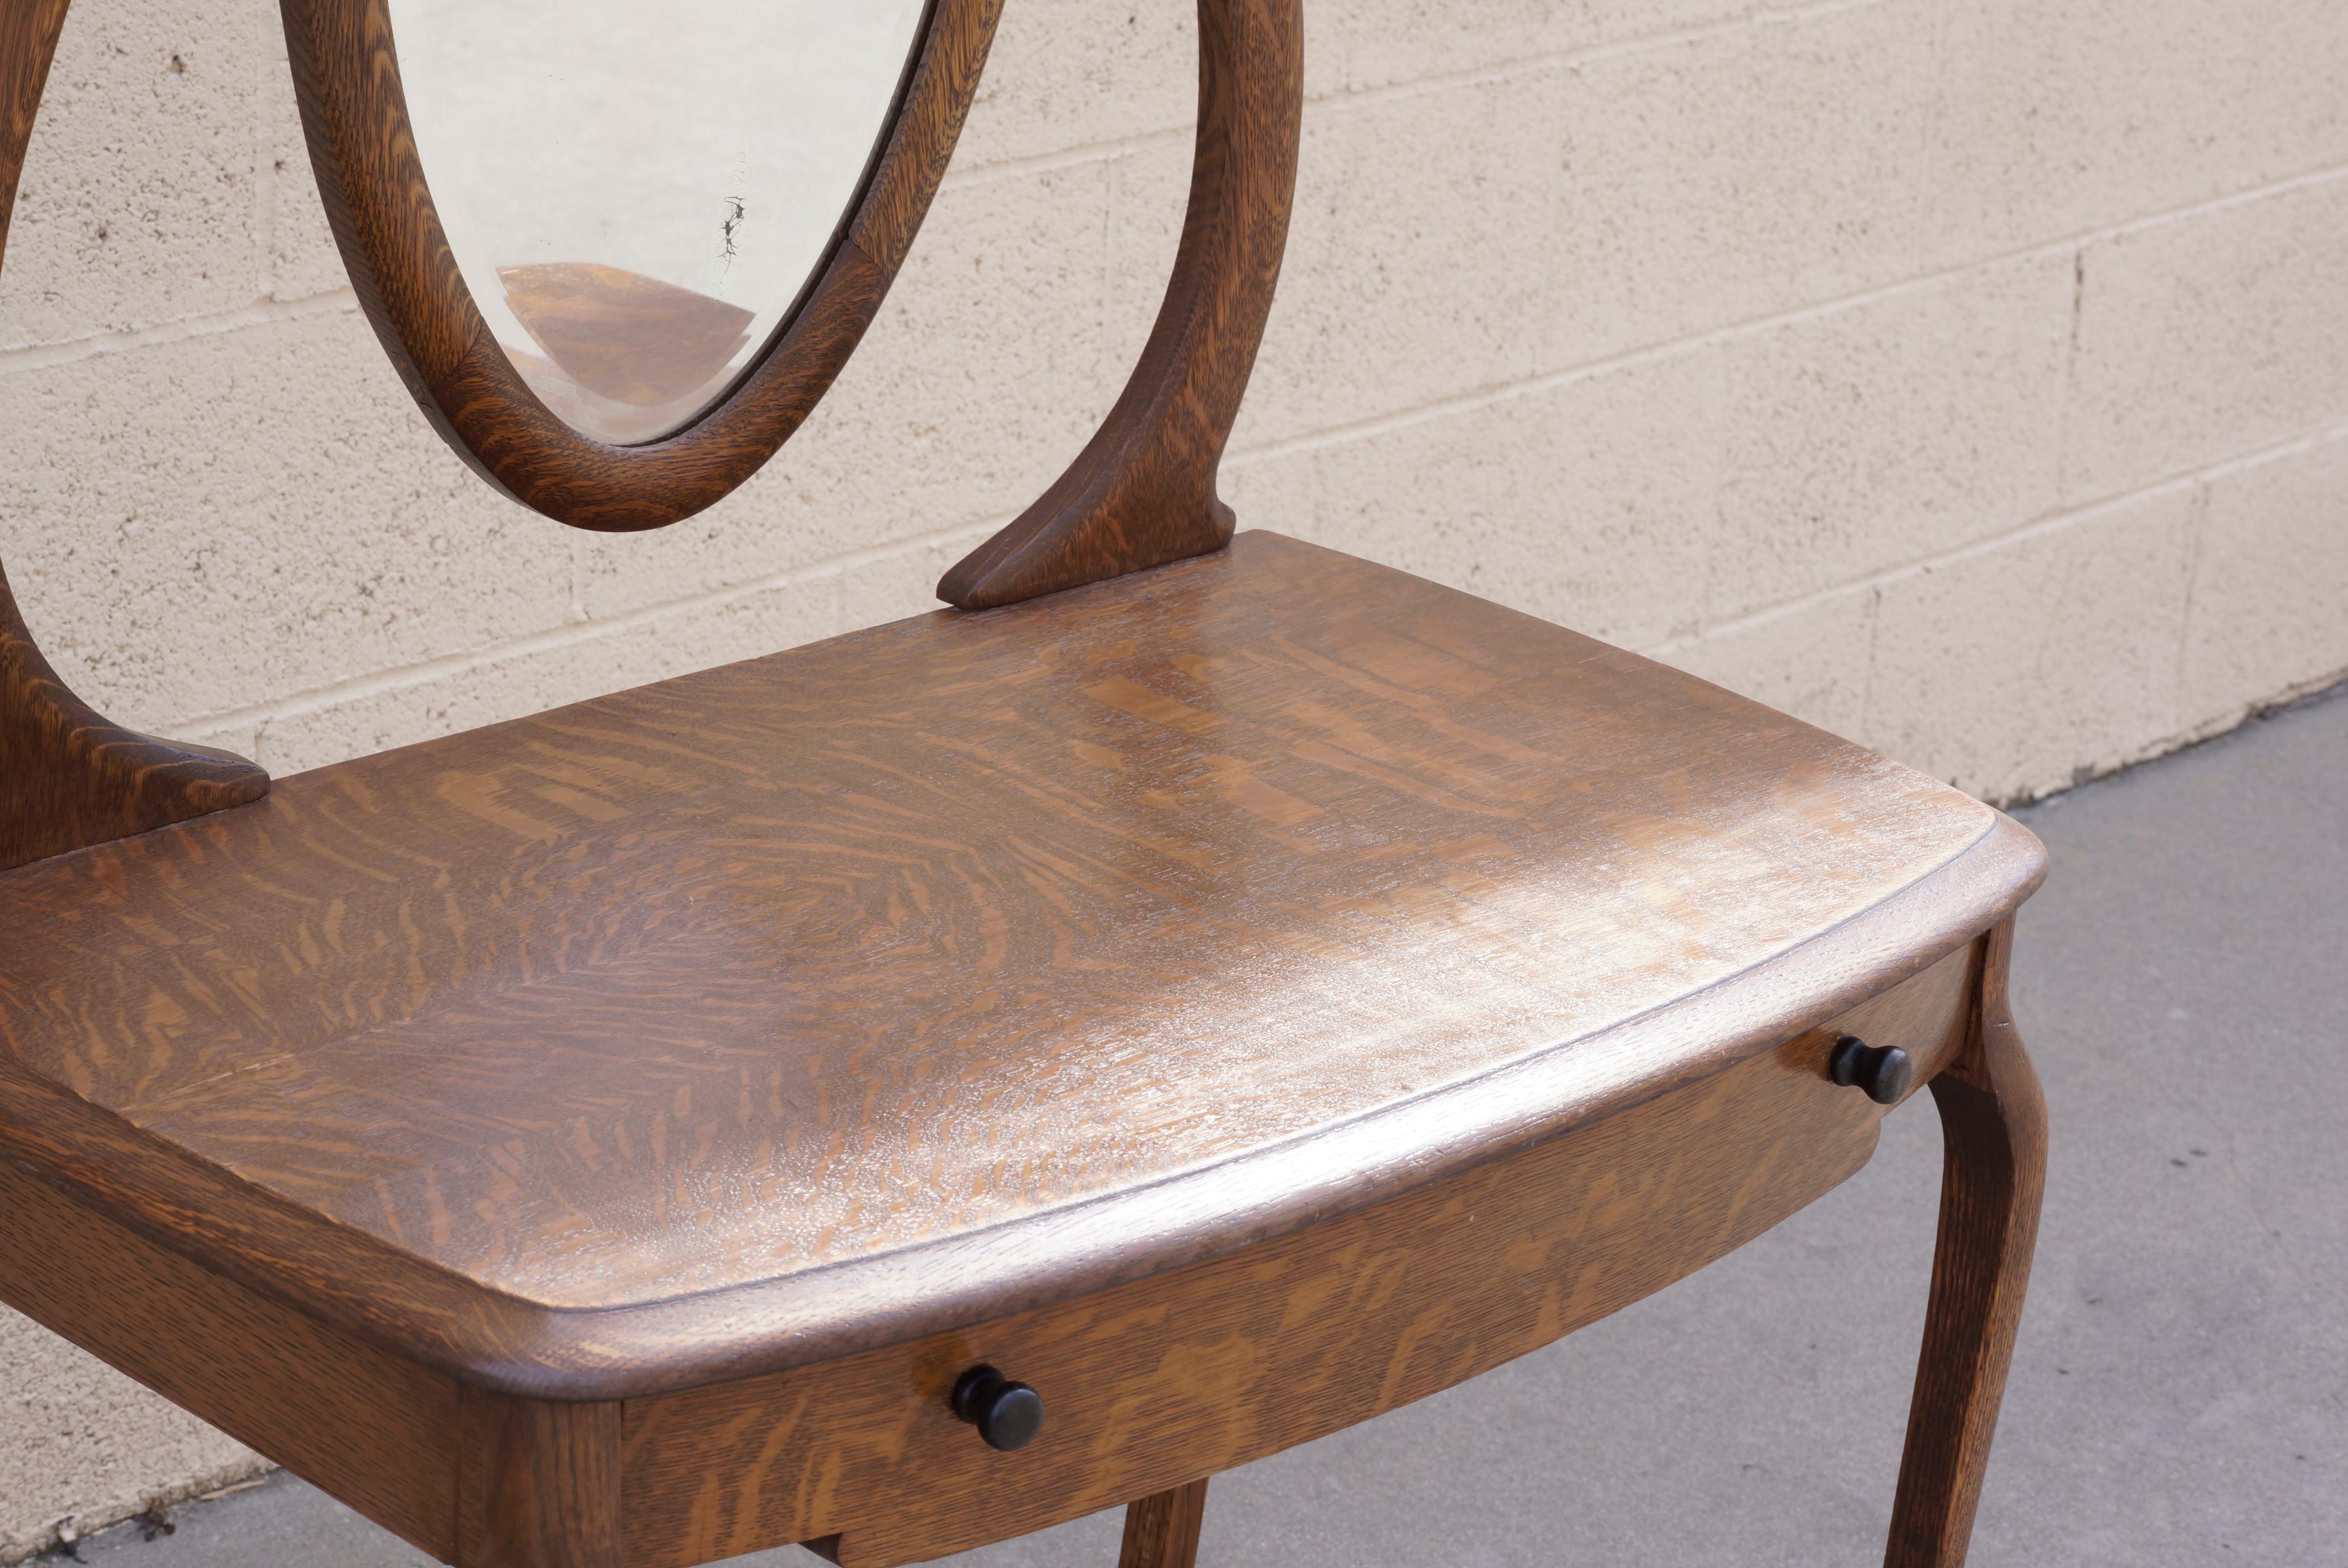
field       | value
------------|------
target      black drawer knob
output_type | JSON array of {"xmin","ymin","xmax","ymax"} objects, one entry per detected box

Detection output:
[
  {"xmin": 1829, "ymin": 1035, "xmax": 1913, "ymax": 1105},
  {"xmin": 951, "ymin": 1365, "xmax": 1043, "ymax": 1452}
]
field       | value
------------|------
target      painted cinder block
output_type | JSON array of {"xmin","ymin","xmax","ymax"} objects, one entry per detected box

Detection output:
[
  {"xmin": 1245, "ymin": 71, "xmax": 1556, "ymax": 445},
  {"xmin": 0, "ymin": 0, "xmax": 272, "ymax": 347},
  {"xmin": 254, "ymin": 525, "xmax": 991, "ymax": 775},
  {"xmin": 2063, "ymin": 177, "xmax": 2348, "ymax": 507},
  {"xmin": 3, "ymin": 0, "xmax": 2347, "ymax": 1544},
  {"xmin": 1536, "ymin": 1, "xmax": 1934, "ymax": 374},
  {"xmin": 255, "ymin": 25, "xmax": 349, "ymax": 304},
  {"xmin": 1926, "ymin": 0, "xmax": 2348, "ymax": 266},
  {"xmin": 0, "ymin": 308, "xmax": 573, "ymax": 733},
  {"xmin": 1220, "ymin": 468, "xmax": 1319, "ymax": 569},
  {"xmin": 1103, "ymin": 133, "xmax": 1194, "ymax": 372},
  {"xmin": 951, "ymin": 0, "xmax": 1199, "ymax": 171},
  {"xmin": 1328, "ymin": 0, "xmax": 1755, "ymax": 94},
  {"xmin": 1712, "ymin": 252, "xmax": 2074, "ymax": 623},
  {"xmin": 569, "ymin": 158, "xmax": 1122, "ymax": 622},
  {"xmin": 1864, "ymin": 489, "xmax": 2201, "ymax": 802},
  {"xmin": 836, "ymin": 524, "xmax": 1003, "ymax": 633},
  {"xmin": 245, "ymin": 569, "xmax": 844, "ymax": 776},
  {"xmin": 1654, "ymin": 583, "xmax": 1876, "ymax": 742},
  {"xmin": 2180, "ymin": 427, "xmax": 2348, "ymax": 729},
  {"xmin": 1271, "ymin": 350, "xmax": 1725, "ymax": 652},
  {"xmin": 0, "ymin": 1313, "xmax": 264, "ymax": 1566}
]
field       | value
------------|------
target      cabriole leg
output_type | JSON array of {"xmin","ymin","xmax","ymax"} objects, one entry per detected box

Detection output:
[
  {"xmin": 1884, "ymin": 920, "xmax": 2048, "ymax": 1567},
  {"xmin": 1118, "ymin": 1478, "xmax": 1210, "ymax": 1568}
]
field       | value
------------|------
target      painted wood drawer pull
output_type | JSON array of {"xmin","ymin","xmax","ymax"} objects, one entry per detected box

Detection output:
[
  {"xmin": 1829, "ymin": 1035, "xmax": 1914, "ymax": 1105},
  {"xmin": 952, "ymin": 1366, "xmax": 1045, "ymax": 1452}
]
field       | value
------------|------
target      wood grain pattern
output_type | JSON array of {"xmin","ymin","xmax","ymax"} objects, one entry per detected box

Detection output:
[
  {"xmin": 460, "ymin": 1391, "xmax": 625, "ymax": 1568},
  {"xmin": 0, "ymin": 536, "xmax": 2040, "ymax": 1400},
  {"xmin": 0, "ymin": 0, "xmax": 70, "ymax": 249},
  {"xmin": 0, "ymin": 923, "xmax": 2004, "ymax": 1568},
  {"xmin": 1885, "ymin": 918, "xmax": 2047, "ymax": 1566},
  {"xmin": 1, "ymin": 563, "xmax": 271, "ymax": 874},
  {"xmin": 277, "ymin": 0, "xmax": 1001, "ymax": 531},
  {"xmin": 0, "ymin": 1159, "xmax": 457, "ymax": 1560},
  {"xmin": 1118, "ymin": 1481, "xmax": 1210, "ymax": 1568},
  {"xmin": 1837, "ymin": 940, "xmax": 1978, "ymax": 1091},
  {"xmin": 939, "ymin": 0, "xmax": 1302, "ymax": 608},
  {"xmin": 0, "ymin": 0, "xmax": 270, "ymax": 872},
  {"xmin": 7, "ymin": 11, "xmax": 2051, "ymax": 1561},
  {"xmin": 618, "ymin": 982, "xmax": 1963, "ymax": 1568}
]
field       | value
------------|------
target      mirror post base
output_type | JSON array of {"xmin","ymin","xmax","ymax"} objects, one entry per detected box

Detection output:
[
  {"xmin": 0, "ymin": 0, "xmax": 272, "ymax": 874},
  {"xmin": 0, "ymin": 566, "xmax": 270, "ymax": 875},
  {"xmin": 938, "ymin": 0, "xmax": 1304, "ymax": 610}
]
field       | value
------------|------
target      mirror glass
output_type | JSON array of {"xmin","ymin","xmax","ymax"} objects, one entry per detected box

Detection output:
[{"xmin": 388, "ymin": 0, "xmax": 930, "ymax": 446}]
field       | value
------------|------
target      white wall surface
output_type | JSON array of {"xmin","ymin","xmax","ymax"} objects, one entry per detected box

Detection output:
[{"xmin": 3, "ymin": 0, "xmax": 2345, "ymax": 1556}]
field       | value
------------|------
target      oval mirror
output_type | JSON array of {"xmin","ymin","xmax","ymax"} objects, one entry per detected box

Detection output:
[
  {"xmin": 390, "ymin": 1, "xmax": 928, "ymax": 447},
  {"xmin": 283, "ymin": 0, "xmax": 1000, "ymax": 530}
]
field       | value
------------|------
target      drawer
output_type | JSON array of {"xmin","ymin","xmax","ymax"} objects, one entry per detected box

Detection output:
[
  {"xmin": 1825, "ymin": 936, "xmax": 1980, "ymax": 1094},
  {"xmin": 620, "ymin": 940, "xmax": 1980, "ymax": 1568}
]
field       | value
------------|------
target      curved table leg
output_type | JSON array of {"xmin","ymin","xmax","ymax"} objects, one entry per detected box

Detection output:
[
  {"xmin": 1884, "ymin": 920, "xmax": 2048, "ymax": 1567},
  {"xmin": 1119, "ymin": 1478, "xmax": 1211, "ymax": 1568}
]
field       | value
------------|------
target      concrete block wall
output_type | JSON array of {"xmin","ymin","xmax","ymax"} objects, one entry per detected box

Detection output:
[{"xmin": 2, "ymin": 0, "xmax": 2343, "ymax": 1556}]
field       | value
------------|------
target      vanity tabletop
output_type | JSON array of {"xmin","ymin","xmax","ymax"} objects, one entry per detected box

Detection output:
[{"xmin": 0, "ymin": 532, "xmax": 2032, "ymax": 1395}]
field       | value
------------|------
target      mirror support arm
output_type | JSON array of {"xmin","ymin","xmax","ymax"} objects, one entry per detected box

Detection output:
[
  {"xmin": 0, "ymin": 0, "xmax": 270, "ymax": 874},
  {"xmin": 938, "ymin": 0, "xmax": 1304, "ymax": 609}
]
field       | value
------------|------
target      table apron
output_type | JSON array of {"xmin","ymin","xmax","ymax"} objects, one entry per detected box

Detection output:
[{"xmin": 618, "ymin": 942, "xmax": 1977, "ymax": 1568}]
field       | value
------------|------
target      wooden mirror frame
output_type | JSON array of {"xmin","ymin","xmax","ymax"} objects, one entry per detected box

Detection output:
[
  {"xmin": 938, "ymin": 0, "xmax": 1302, "ymax": 608},
  {"xmin": 0, "ymin": 0, "xmax": 1300, "ymax": 870},
  {"xmin": 280, "ymin": 0, "xmax": 1004, "ymax": 533}
]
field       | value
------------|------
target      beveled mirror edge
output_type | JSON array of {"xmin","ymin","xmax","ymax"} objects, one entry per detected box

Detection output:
[
  {"xmin": 280, "ymin": 0, "xmax": 1003, "ymax": 533},
  {"xmin": 0, "ymin": 0, "xmax": 271, "ymax": 873},
  {"xmin": 938, "ymin": 0, "xmax": 1305, "ymax": 610}
]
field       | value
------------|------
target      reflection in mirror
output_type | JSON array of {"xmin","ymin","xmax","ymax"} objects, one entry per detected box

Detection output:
[{"xmin": 388, "ymin": 0, "xmax": 930, "ymax": 446}]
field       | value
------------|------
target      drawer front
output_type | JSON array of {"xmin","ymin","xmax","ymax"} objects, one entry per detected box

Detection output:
[
  {"xmin": 621, "ymin": 942, "xmax": 1978, "ymax": 1568},
  {"xmin": 1827, "ymin": 938, "xmax": 1978, "ymax": 1092}
]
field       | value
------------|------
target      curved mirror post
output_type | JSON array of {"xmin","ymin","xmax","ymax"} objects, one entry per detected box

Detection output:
[{"xmin": 388, "ymin": 0, "xmax": 930, "ymax": 445}]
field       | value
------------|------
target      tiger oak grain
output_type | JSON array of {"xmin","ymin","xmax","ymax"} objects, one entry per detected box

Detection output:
[
  {"xmin": 617, "ymin": 956, "xmax": 1973, "ymax": 1567},
  {"xmin": 0, "ymin": 5, "xmax": 2052, "ymax": 1563},
  {"xmin": 0, "ymin": 535, "xmax": 2032, "ymax": 1395}
]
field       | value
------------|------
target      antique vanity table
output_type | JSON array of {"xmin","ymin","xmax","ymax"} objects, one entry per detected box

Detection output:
[{"xmin": 0, "ymin": 3, "xmax": 2046, "ymax": 1566}]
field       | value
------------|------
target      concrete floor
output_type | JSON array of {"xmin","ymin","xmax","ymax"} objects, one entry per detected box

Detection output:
[{"xmin": 44, "ymin": 689, "xmax": 2347, "ymax": 1567}]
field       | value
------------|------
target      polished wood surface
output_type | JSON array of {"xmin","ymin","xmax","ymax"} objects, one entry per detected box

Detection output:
[
  {"xmin": 1886, "ymin": 919, "xmax": 2047, "ymax": 1566},
  {"xmin": 278, "ymin": 0, "xmax": 1002, "ymax": 531},
  {"xmin": 6, "ymin": 5, "xmax": 2054, "ymax": 1560},
  {"xmin": 0, "ymin": 534, "xmax": 2036, "ymax": 1402},
  {"xmin": 617, "ymin": 961, "xmax": 1966, "ymax": 1567},
  {"xmin": 0, "ymin": 0, "xmax": 270, "ymax": 873},
  {"xmin": 938, "ymin": 0, "xmax": 1302, "ymax": 608},
  {"xmin": 460, "ymin": 1392, "xmax": 625, "ymax": 1568},
  {"xmin": 0, "ymin": 937, "xmax": 1986, "ymax": 1568},
  {"xmin": 1118, "ymin": 1482, "xmax": 1210, "ymax": 1568}
]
